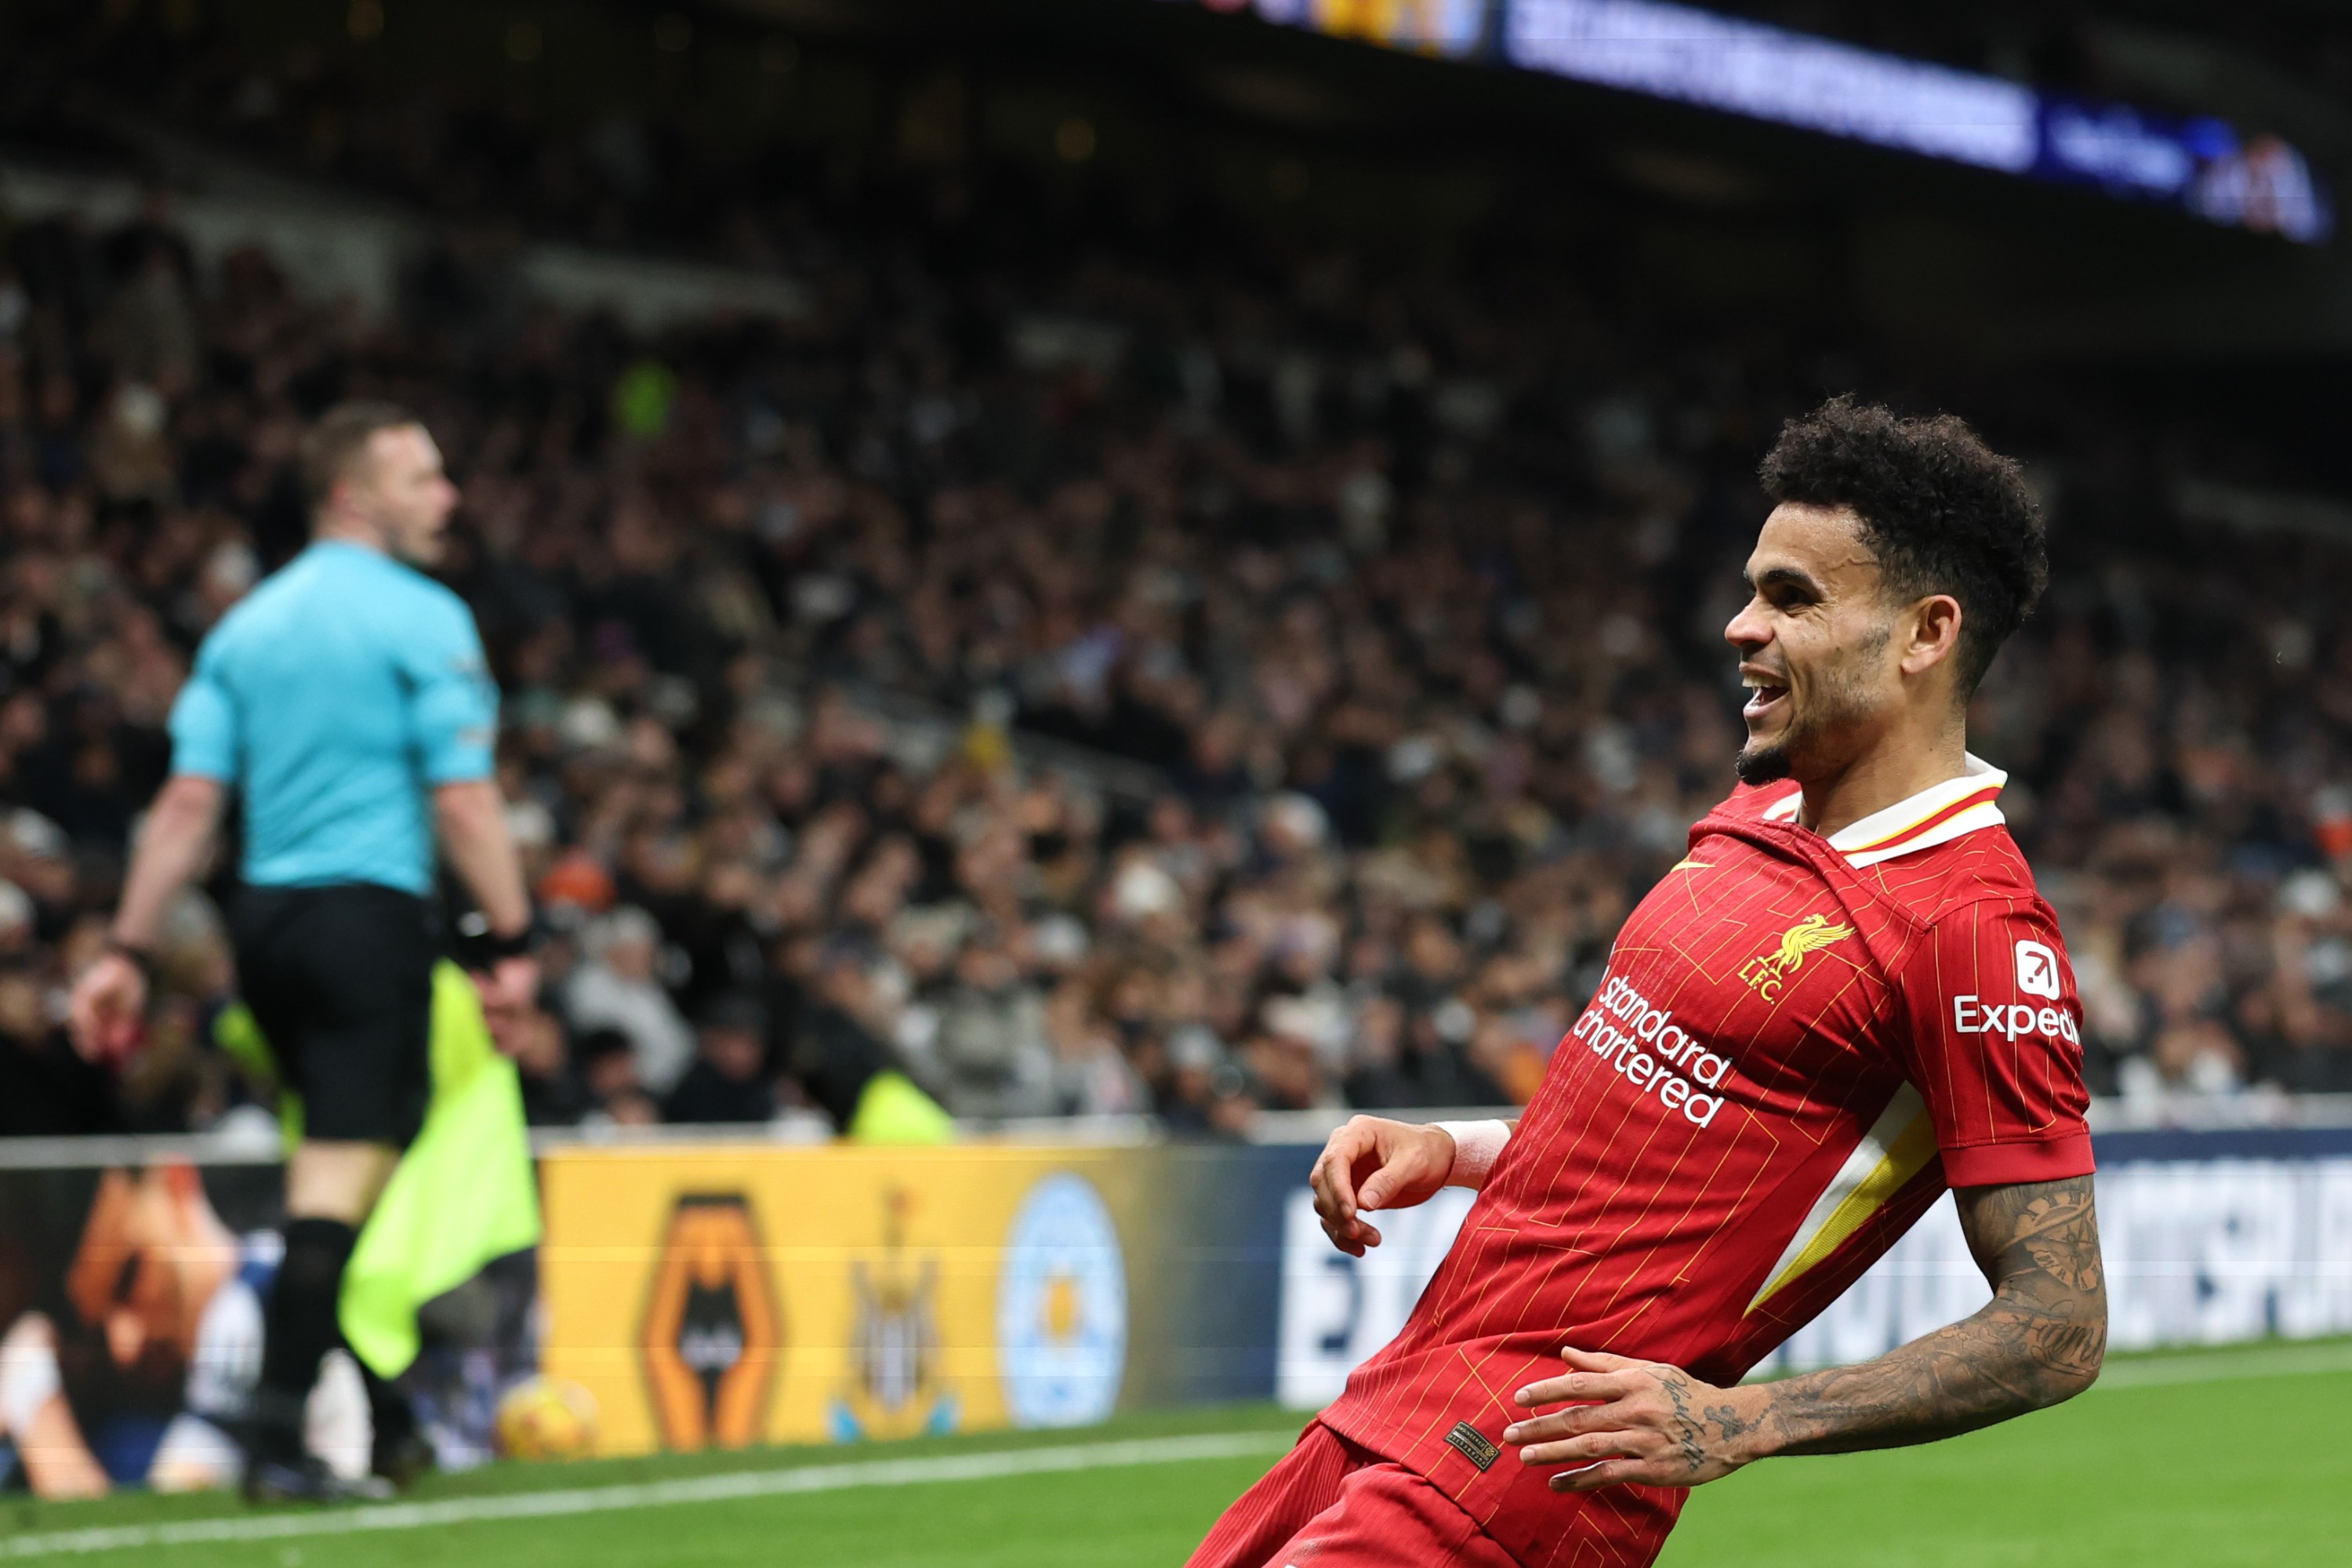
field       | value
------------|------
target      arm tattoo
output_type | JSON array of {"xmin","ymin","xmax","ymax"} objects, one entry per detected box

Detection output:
[
  {"xmin": 1759, "ymin": 1174, "xmax": 2106, "ymax": 1457},
  {"xmin": 1703, "ymin": 1402, "xmax": 1756, "ymax": 1440},
  {"xmin": 1653, "ymin": 1369, "xmax": 1707, "ymax": 1473}
]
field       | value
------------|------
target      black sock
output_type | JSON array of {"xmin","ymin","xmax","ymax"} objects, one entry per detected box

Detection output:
[
  {"xmin": 361, "ymin": 1360, "xmax": 416, "ymax": 1456},
  {"xmin": 255, "ymin": 1217, "xmax": 358, "ymax": 1462}
]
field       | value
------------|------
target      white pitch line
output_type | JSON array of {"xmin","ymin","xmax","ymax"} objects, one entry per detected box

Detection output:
[
  {"xmin": 0, "ymin": 1430, "xmax": 1296, "ymax": 1559},
  {"xmin": 6, "ymin": 1341, "xmax": 2350, "ymax": 1560}
]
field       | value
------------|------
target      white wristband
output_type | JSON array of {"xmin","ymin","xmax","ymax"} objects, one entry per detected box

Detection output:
[
  {"xmin": 0, "ymin": 1316, "xmax": 64, "ymax": 1435},
  {"xmin": 1432, "ymin": 1120, "xmax": 1511, "ymax": 1189}
]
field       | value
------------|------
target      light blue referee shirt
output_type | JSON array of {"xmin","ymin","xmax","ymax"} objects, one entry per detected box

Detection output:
[{"xmin": 166, "ymin": 540, "xmax": 498, "ymax": 895}]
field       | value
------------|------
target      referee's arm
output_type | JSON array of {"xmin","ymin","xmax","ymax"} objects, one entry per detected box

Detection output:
[
  {"xmin": 69, "ymin": 774, "xmax": 226, "ymax": 1061},
  {"xmin": 435, "ymin": 778, "xmax": 536, "ymax": 1018},
  {"xmin": 71, "ymin": 634, "xmax": 243, "ymax": 1060},
  {"xmin": 409, "ymin": 597, "xmax": 539, "ymax": 1033}
]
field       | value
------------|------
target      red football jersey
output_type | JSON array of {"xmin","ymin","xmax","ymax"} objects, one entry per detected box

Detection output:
[{"xmin": 1318, "ymin": 759, "xmax": 2093, "ymax": 1567}]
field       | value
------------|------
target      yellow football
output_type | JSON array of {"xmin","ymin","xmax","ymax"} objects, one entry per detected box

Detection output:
[{"xmin": 495, "ymin": 1376, "xmax": 600, "ymax": 1461}]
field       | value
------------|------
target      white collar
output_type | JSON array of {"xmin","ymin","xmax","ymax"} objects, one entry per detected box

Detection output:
[{"xmin": 1759, "ymin": 753, "xmax": 2008, "ymax": 867}]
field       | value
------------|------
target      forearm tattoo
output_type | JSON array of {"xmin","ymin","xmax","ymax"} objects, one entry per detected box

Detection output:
[
  {"xmin": 1760, "ymin": 1174, "xmax": 2107, "ymax": 1457},
  {"xmin": 1657, "ymin": 1367, "xmax": 1707, "ymax": 1472}
]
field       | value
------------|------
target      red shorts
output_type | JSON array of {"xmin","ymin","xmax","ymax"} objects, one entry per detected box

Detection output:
[{"xmin": 1188, "ymin": 1422, "xmax": 1520, "ymax": 1568}]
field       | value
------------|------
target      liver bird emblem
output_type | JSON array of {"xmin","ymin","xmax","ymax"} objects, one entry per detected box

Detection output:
[
  {"xmin": 1740, "ymin": 913, "xmax": 1857, "ymax": 1001},
  {"xmin": 1775, "ymin": 913, "xmax": 1854, "ymax": 970}
]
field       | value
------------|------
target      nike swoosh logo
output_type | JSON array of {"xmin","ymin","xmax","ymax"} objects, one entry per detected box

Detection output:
[{"xmin": 1670, "ymin": 858, "xmax": 1713, "ymax": 873}]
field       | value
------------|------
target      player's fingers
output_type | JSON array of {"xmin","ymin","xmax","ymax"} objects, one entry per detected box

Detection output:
[
  {"xmin": 1512, "ymin": 1369, "xmax": 1645, "ymax": 1408},
  {"xmin": 1317, "ymin": 1206, "xmax": 1380, "ymax": 1254},
  {"xmin": 1514, "ymin": 1427, "xmax": 1644, "ymax": 1467},
  {"xmin": 1548, "ymin": 1457, "xmax": 1649, "ymax": 1493},
  {"xmin": 1502, "ymin": 1398, "xmax": 1635, "ymax": 1445},
  {"xmin": 1312, "ymin": 1131, "xmax": 1370, "ymax": 1219},
  {"xmin": 1308, "ymin": 1138, "xmax": 1343, "ymax": 1194},
  {"xmin": 1309, "ymin": 1151, "xmax": 1352, "ymax": 1225},
  {"xmin": 1502, "ymin": 1413, "xmax": 1580, "ymax": 1446},
  {"xmin": 1559, "ymin": 1346, "xmax": 1646, "ymax": 1373}
]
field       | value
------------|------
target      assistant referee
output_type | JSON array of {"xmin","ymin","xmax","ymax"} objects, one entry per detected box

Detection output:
[{"xmin": 70, "ymin": 401, "xmax": 539, "ymax": 1501}]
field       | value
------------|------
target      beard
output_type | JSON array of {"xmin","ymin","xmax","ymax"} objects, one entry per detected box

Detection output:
[
  {"xmin": 1734, "ymin": 736, "xmax": 1792, "ymax": 786},
  {"xmin": 1733, "ymin": 625, "xmax": 1890, "ymax": 789}
]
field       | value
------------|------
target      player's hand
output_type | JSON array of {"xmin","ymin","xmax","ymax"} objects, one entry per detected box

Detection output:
[
  {"xmin": 1308, "ymin": 1116, "xmax": 1457, "ymax": 1257},
  {"xmin": 469, "ymin": 955, "xmax": 540, "ymax": 1055},
  {"xmin": 1504, "ymin": 1346, "xmax": 1768, "ymax": 1491},
  {"xmin": 67, "ymin": 953, "xmax": 148, "ymax": 1065}
]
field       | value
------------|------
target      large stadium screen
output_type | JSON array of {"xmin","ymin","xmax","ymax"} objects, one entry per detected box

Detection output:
[{"xmin": 1174, "ymin": 0, "xmax": 2335, "ymax": 243}]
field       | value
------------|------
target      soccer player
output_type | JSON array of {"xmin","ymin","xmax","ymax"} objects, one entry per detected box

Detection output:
[
  {"xmin": 1191, "ymin": 398, "xmax": 2104, "ymax": 1568},
  {"xmin": 68, "ymin": 402, "xmax": 540, "ymax": 1501}
]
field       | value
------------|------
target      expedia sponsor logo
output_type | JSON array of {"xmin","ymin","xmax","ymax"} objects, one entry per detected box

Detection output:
[
  {"xmin": 1569, "ymin": 976, "xmax": 1735, "ymax": 1128},
  {"xmin": 641, "ymin": 1193, "xmax": 781, "ymax": 1450},
  {"xmin": 1737, "ymin": 913, "xmax": 1856, "ymax": 1002},
  {"xmin": 2014, "ymin": 939, "xmax": 2060, "ymax": 1000},
  {"xmin": 1954, "ymin": 995, "xmax": 2080, "ymax": 1045}
]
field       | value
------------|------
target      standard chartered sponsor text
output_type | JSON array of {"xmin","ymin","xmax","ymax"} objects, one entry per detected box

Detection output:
[{"xmin": 1570, "ymin": 976, "xmax": 1733, "ymax": 1128}]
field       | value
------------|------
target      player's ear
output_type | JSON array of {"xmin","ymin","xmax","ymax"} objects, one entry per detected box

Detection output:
[{"xmin": 1900, "ymin": 593, "xmax": 1962, "ymax": 677}]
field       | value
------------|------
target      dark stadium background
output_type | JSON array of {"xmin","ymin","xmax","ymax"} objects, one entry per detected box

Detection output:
[
  {"xmin": 0, "ymin": 0, "xmax": 2347, "ymax": 1557},
  {"xmin": 3, "ymin": 0, "xmax": 2349, "ymax": 1138}
]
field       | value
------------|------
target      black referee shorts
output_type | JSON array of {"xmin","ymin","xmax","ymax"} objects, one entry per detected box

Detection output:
[{"xmin": 229, "ymin": 882, "xmax": 437, "ymax": 1149}]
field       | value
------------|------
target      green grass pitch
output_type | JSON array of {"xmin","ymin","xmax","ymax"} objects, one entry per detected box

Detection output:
[{"xmin": 3, "ymin": 1340, "xmax": 2343, "ymax": 1566}]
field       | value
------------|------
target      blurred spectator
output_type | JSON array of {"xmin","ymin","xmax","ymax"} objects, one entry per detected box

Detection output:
[
  {"xmin": 928, "ymin": 935, "xmax": 1054, "ymax": 1120},
  {"xmin": 1, "ymin": 53, "xmax": 2350, "ymax": 1145},
  {"xmin": 563, "ymin": 907, "xmax": 693, "ymax": 1097},
  {"xmin": 664, "ymin": 994, "xmax": 776, "ymax": 1125},
  {"xmin": 574, "ymin": 1027, "xmax": 659, "ymax": 1128},
  {"xmin": 786, "ymin": 944, "xmax": 906, "ymax": 1131},
  {"xmin": 508, "ymin": 1004, "xmax": 592, "ymax": 1128},
  {"xmin": 0, "ymin": 958, "xmax": 118, "ymax": 1135}
]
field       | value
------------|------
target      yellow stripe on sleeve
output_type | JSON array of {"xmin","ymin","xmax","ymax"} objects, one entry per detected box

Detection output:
[{"xmin": 1747, "ymin": 1087, "xmax": 1940, "ymax": 1314}]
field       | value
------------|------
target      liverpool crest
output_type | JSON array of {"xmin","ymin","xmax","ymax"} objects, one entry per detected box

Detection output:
[{"xmin": 1738, "ymin": 913, "xmax": 1856, "ymax": 1002}]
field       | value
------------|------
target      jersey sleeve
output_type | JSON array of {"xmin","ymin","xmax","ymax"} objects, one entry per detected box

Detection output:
[
  {"xmin": 405, "ymin": 595, "xmax": 498, "ymax": 784},
  {"xmin": 166, "ymin": 639, "xmax": 240, "ymax": 781},
  {"xmin": 1895, "ymin": 895, "xmax": 2094, "ymax": 1188}
]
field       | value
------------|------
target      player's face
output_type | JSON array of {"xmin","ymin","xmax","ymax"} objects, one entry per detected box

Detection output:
[
  {"xmin": 65, "ymin": 1165, "xmax": 236, "ymax": 1370},
  {"xmin": 354, "ymin": 424, "xmax": 459, "ymax": 567},
  {"xmin": 1723, "ymin": 503, "xmax": 1905, "ymax": 786}
]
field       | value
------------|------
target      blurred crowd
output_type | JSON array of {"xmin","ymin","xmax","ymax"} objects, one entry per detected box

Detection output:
[
  {"xmin": 6, "ymin": 0, "xmax": 2352, "ymax": 270},
  {"xmin": 4, "ymin": 38, "xmax": 2352, "ymax": 1139}
]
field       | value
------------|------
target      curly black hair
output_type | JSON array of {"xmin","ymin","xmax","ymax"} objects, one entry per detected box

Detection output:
[{"xmin": 1759, "ymin": 396, "xmax": 2047, "ymax": 697}]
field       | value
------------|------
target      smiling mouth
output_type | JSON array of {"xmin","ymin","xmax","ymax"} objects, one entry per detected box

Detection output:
[{"xmin": 1742, "ymin": 676, "xmax": 1788, "ymax": 720}]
